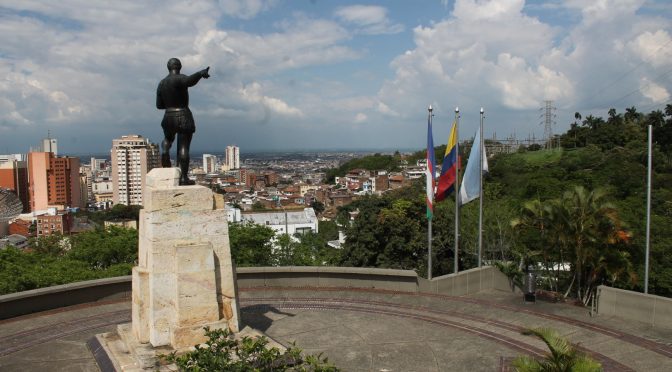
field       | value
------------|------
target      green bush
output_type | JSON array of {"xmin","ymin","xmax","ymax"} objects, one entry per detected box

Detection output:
[{"xmin": 163, "ymin": 327, "xmax": 339, "ymax": 371}]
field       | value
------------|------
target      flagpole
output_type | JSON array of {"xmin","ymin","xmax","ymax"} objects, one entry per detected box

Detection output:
[
  {"xmin": 428, "ymin": 105, "xmax": 434, "ymax": 280},
  {"xmin": 454, "ymin": 107, "xmax": 460, "ymax": 274},
  {"xmin": 478, "ymin": 107, "xmax": 484, "ymax": 267},
  {"xmin": 645, "ymin": 124, "xmax": 652, "ymax": 293}
]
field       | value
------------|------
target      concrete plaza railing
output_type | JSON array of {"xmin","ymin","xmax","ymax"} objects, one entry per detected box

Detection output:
[
  {"xmin": 235, "ymin": 266, "xmax": 419, "ymax": 292},
  {"xmin": 596, "ymin": 285, "xmax": 672, "ymax": 328},
  {"xmin": 0, "ymin": 276, "xmax": 132, "ymax": 320},
  {"xmin": 0, "ymin": 266, "xmax": 509, "ymax": 319}
]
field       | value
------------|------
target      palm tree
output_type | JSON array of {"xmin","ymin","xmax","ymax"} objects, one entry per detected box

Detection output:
[
  {"xmin": 510, "ymin": 199, "xmax": 547, "ymax": 267},
  {"xmin": 555, "ymin": 187, "xmax": 625, "ymax": 304},
  {"xmin": 513, "ymin": 328, "xmax": 602, "ymax": 372}
]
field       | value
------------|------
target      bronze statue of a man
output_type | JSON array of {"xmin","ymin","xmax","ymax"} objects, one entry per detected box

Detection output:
[{"xmin": 156, "ymin": 58, "xmax": 210, "ymax": 185}]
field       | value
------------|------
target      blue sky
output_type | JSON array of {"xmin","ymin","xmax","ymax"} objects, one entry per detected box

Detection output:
[{"xmin": 1, "ymin": 0, "xmax": 671, "ymax": 154}]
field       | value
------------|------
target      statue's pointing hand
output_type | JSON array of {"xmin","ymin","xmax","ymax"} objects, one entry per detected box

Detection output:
[{"xmin": 202, "ymin": 66, "xmax": 210, "ymax": 79}]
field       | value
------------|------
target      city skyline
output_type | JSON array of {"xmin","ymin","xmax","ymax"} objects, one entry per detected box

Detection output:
[{"xmin": 1, "ymin": 0, "xmax": 671, "ymax": 154}]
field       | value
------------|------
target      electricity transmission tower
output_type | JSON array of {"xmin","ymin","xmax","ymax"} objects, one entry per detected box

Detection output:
[{"xmin": 539, "ymin": 100, "xmax": 557, "ymax": 149}]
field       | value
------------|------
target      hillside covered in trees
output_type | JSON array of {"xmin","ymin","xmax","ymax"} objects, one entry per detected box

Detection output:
[{"xmin": 336, "ymin": 106, "xmax": 672, "ymax": 299}]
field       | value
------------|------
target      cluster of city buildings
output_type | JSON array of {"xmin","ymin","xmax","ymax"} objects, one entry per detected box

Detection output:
[
  {"xmin": 1, "ymin": 133, "xmax": 431, "ymax": 249},
  {"xmin": 1, "ymin": 138, "xmax": 87, "ymax": 245}
]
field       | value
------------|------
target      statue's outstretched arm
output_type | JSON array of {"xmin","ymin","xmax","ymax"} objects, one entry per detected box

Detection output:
[{"xmin": 185, "ymin": 67, "xmax": 210, "ymax": 87}]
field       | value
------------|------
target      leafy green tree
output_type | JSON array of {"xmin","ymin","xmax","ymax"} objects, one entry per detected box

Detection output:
[
  {"xmin": 77, "ymin": 204, "xmax": 141, "ymax": 225},
  {"xmin": 556, "ymin": 186, "xmax": 631, "ymax": 304},
  {"xmin": 511, "ymin": 186, "xmax": 634, "ymax": 304},
  {"xmin": 229, "ymin": 221, "xmax": 275, "ymax": 266},
  {"xmin": 654, "ymin": 105, "xmax": 672, "ymax": 158},
  {"xmin": 68, "ymin": 226, "xmax": 138, "ymax": 269},
  {"xmin": 107, "ymin": 204, "xmax": 142, "ymax": 221},
  {"xmin": 513, "ymin": 328, "xmax": 602, "ymax": 372},
  {"xmin": 29, "ymin": 233, "xmax": 68, "ymax": 256},
  {"xmin": 318, "ymin": 220, "xmax": 338, "ymax": 241},
  {"xmin": 338, "ymin": 183, "xmax": 427, "ymax": 272},
  {"xmin": 0, "ymin": 246, "xmax": 133, "ymax": 295},
  {"xmin": 310, "ymin": 201, "xmax": 325, "ymax": 215},
  {"xmin": 274, "ymin": 234, "xmax": 299, "ymax": 266},
  {"xmin": 374, "ymin": 199, "xmax": 425, "ymax": 269}
]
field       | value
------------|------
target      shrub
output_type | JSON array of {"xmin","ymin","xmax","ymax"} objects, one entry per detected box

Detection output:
[{"xmin": 163, "ymin": 327, "xmax": 339, "ymax": 371}]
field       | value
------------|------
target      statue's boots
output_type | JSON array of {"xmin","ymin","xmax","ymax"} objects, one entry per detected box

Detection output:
[
  {"xmin": 161, "ymin": 153, "xmax": 171, "ymax": 167},
  {"xmin": 179, "ymin": 178, "xmax": 195, "ymax": 186}
]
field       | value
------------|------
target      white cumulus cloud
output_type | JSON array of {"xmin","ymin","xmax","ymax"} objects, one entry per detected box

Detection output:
[
  {"xmin": 640, "ymin": 78, "xmax": 670, "ymax": 103},
  {"xmin": 335, "ymin": 5, "xmax": 404, "ymax": 35},
  {"xmin": 241, "ymin": 82, "xmax": 303, "ymax": 117},
  {"xmin": 627, "ymin": 30, "xmax": 672, "ymax": 67}
]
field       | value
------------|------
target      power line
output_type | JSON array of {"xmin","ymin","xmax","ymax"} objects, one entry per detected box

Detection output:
[
  {"xmin": 588, "ymin": 37, "xmax": 672, "ymax": 101},
  {"xmin": 597, "ymin": 66, "xmax": 672, "ymax": 109},
  {"xmin": 638, "ymin": 100, "xmax": 671, "ymax": 113}
]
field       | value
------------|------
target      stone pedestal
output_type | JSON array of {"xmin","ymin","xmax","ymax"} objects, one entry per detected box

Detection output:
[
  {"xmin": 92, "ymin": 168, "xmax": 242, "ymax": 371},
  {"xmin": 132, "ymin": 168, "xmax": 240, "ymax": 348}
]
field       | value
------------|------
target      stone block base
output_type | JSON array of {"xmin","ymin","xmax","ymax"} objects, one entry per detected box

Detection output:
[
  {"xmin": 92, "ymin": 323, "xmax": 284, "ymax": 371},
  {"xmin": 171, "ymin": 319, "xmax": 230, "ymax": 349}
]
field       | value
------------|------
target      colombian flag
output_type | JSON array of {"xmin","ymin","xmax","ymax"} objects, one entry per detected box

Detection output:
[{"xmin": 436, "ymin": 121, "xmax": 459, "ymax": 202}]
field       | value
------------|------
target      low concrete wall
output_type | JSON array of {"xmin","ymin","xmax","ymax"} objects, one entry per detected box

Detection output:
[
  {"xmin": 597, "ymin": 285, "xmax": 672, "ymax": 328},
  {"xmin": 0, "ymin": 276, "xmax": 132, "ymax": 320},
  {"xmin": 418, "ymin": 266, "xmax": 515, "ymax": 296},
  {"xmin": 0, "ymin": 266, "xmax": 508, "ymax": 320},
  {"xmin": 236, "ymin": 266, "xmax": 419, "ymax": 292}
]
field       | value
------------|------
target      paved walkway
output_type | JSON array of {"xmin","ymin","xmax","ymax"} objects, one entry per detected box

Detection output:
[{"xmin": 0, "ymin": 288, "xmax": 671, "ymax": 371}]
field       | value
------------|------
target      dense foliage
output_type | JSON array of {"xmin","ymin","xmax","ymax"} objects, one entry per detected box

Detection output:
[
  {"xmin": 0, "ymin": 226, "xmax": 137, "ymax": 295},
  {"xmin": 76, "ymin": 204, "xmax": 141, "ymax": 224},
  {"xmin": 229, "ymin": 220, "xmax": 341, "ymax": 267},
  {"xmin": 163, "ymin": 327, "xmax": 338, "ymax": 371}
]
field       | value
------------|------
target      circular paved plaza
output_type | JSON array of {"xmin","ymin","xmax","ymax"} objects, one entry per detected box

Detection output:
[{"xmin": 1, "ymin": 287, "xmax": 671, "ymax": 371}]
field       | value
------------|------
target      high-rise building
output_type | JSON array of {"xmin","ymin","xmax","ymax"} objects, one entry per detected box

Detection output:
[
  {"xmin": 0, "ymin": 155, "xmax": 29, "ymax": 212},
  {"xmin": 42, "ymin": 137, "xmax": 58, "ymax": 155},
  {"xmin": 28, "ymin": 152, "xmax": 81, "ymax": 211},
  {"xmin": 203, "ymin": 154, "xmax": 217, "ymax": 174},
  {"xmin": 111, "ymin": 135, "xmax": 160, "ymax": 206},
  {"xmin": 225, "ymin": 145, "xmax": 240, "ymax": 170},
  {"xmin": 90, "ymin": 158, "xmax": 106, "ymax": 172}
]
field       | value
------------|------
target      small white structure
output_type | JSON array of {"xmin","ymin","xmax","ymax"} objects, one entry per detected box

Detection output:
[
  {"xmin": 226, "ymin": 205, "xmax": 242, "ymax": 223},
  {"xmin": 242, "ymin": 208, "xmax": 318, "ymax": 236}
]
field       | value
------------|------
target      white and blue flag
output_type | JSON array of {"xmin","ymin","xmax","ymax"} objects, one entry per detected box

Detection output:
[{"xmin": 459, "ymin": 127, "xmax": 488, "ymax": 205}]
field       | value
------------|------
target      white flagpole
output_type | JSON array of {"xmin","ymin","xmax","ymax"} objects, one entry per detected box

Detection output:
[
  {"xmin": 645, "ymin": 124, "xmax": 652, "ymax": 293},
  {"xmin": 428, "ymin": 105, "xmax": 434, "ymax": 281},
  {"xmin": 478, "ymin": 107, "xmax": 484, "ymax": 267},
  {"xmin": 454, "ymin": 107, "xmax": 460, "ymax": 274}
]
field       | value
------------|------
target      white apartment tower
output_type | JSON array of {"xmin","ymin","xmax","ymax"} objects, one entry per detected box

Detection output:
[
  {"xmin": 225, "ymin": 145, "xmax": 240, "ymax": 170},
  {"xmin": 111, "ymin": 135, "xmax": 160, "ymax": 206},
  {"xmin": 42, "ymin": 137, "xmax": 58, "ymax": 155},
  {"xmin": 203, "ymin": 154, "xmax": 217, "ymax": 174}
]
